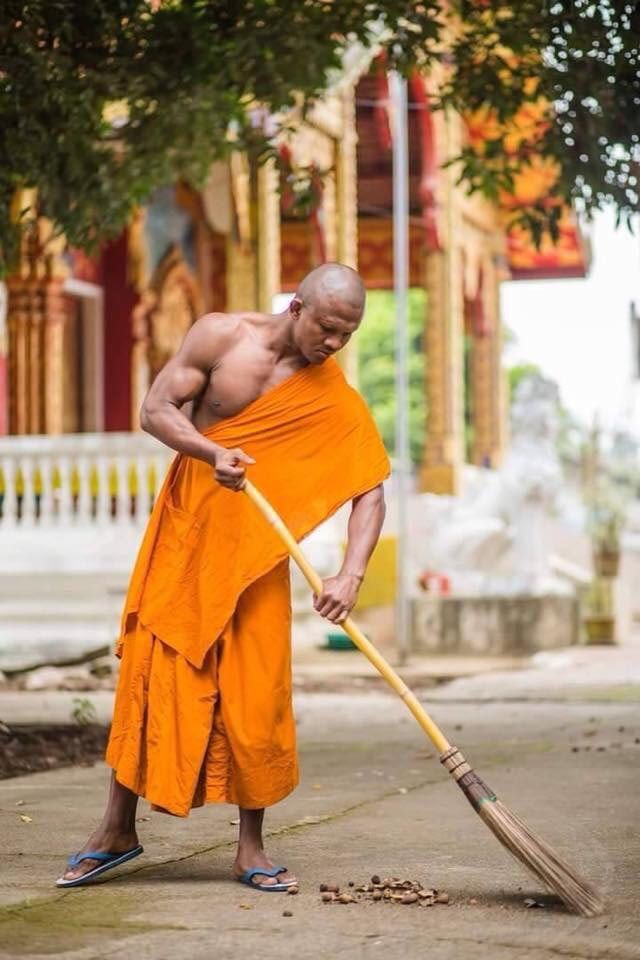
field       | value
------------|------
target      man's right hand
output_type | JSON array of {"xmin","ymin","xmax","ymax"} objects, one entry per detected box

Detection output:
[{"xmin": 212, "ymin": 447, "xmax": 256, "ymax": 491}]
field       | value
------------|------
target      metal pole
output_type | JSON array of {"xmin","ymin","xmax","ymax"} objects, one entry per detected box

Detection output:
[{"xmin": 389, "ymin": 71, "xmax": 410, "ymax": 665}]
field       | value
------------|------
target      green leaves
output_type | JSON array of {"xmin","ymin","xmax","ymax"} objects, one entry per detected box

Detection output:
[
  {"xmin": 1, "ymin": 1, "xmax": 638, "ymax": 274},
  {"xmin": 444, "ymin": 0, "xmax": 640, "ymax": 232},
  {"xmin": 358, "ymin": 290, "xmax": 427, "ymax": 465}
]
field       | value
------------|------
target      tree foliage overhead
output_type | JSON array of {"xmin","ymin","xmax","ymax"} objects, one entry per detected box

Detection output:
[
  {"xmin": 445, "ymin": 1, "xmax": 640, "ymax": 241},
  {"xmin": 1, "ymin": 1, "xmax": 638, "ymax": 273}
]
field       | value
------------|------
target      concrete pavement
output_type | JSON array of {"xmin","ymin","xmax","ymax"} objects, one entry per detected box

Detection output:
[{"xmin": 1, "ymin": 647, "xmax": 639, "ymax": 959}]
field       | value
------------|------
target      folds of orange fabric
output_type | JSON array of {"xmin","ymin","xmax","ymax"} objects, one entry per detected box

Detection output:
[{"xmin": 120, "ymin": 358, "xmax": 391, "ymax": 670}]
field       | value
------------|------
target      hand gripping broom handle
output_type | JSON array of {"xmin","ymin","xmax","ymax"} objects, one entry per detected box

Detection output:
[{"xmin": 244, "ymin": 480, "xmax": 451, "ymax": 755}]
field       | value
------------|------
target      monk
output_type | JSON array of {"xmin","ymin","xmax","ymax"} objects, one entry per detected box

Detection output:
[{"xmin": 57, "ymin": 263, "xmax": 390, "ymax": 891}]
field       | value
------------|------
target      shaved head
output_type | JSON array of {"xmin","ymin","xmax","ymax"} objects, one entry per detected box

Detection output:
[
  {"xmin": 288, "ymin": 262, "xmax": 366, "ymax": 365},
  {"xmin": 297, "ymin": 263, "xmax": 366, "ymax": 315}
]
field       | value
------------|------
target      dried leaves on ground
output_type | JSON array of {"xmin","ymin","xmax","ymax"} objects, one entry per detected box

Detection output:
[{"xmin": 319, "ymin": 875, "xmax": 450, "ymax": 907}]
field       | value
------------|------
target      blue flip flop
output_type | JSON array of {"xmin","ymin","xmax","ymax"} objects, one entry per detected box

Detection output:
[
  {"xmin": 237, "ymin": 866, "xmax": 295, "ymax": 892},
  {"xmin": 55, "ymin": 845, "xmax": 144, "ymax": 888}
]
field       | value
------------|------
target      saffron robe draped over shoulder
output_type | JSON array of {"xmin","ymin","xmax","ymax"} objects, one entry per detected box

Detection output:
[
  {"xmin": 106, "ymin": 358, "xmax": 389, "ymax": 815},
  {"xmin": 119, "ymin": 358, "xmax": 391, "ymax": 669}
]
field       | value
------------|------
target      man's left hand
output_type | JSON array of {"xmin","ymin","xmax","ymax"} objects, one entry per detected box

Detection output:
[{"xmin": 313, "ymin": 573, "xmax": 362, "ymax": 624}]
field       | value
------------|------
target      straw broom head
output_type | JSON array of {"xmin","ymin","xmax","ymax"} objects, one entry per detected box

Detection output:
[{"xmin": 441, "ymin": 747, "xmax": 604, "ymax": 918}]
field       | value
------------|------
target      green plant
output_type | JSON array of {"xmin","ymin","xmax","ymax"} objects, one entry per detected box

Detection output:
[
  {"xmin": 508, "ymin": 362, "xmax": 543, "ymax": 401},
  {"xmin": 71, "ymin": 697, "xmax": 98, "ymax": 727},
  {"xmin": 357, "ymin": 288, "xmax": 426, "ymax": 465},
  {"xmin": 586, "ymin": 484, "xmax": 626, "ymax": 552}
]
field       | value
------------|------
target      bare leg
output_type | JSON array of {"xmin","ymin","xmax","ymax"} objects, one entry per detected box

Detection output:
[
  {"xmin": 232, "ymin": 807, "xmax": 297, "ymax": 887},
  {"xmin": 59, "ymin": 772, "xmax": 140, "ymax": 882}
]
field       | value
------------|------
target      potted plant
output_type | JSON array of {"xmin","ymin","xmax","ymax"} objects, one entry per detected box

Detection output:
[
  {"xmin": 582, "ymin": 577, "xmax": 616, "ymax": 645},
  {"xmin": 591, "ymin": 513, "xmax": 623, "ymax": 577},
  {"xmin": 586, "ymin": 487, "xmax": 625, "ymax": 579}
]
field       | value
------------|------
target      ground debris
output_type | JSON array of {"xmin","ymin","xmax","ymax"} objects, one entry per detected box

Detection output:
[
  {"xmin": 338, "ymin": 893, "xmax": 355, "ymax": 904},
  {"xmin": 524, "ymin": 898, "xmax": 545, "ymax": 909},
  {"xmin": 319, "ymin": 875, "xmax": 450, "ymax": 907}
]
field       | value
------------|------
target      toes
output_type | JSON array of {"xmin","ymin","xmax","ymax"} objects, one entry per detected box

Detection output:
[{"xmin": 61, "ymin": 859, "xmax": 99, "ymax": 881}]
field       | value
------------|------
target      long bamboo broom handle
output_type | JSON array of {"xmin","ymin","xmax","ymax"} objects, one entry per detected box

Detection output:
[{"xmin": 244, "ymin": 480, "xmax": 451, "ymax": 755}]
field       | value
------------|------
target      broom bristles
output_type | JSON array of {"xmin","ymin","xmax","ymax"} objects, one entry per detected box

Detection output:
[
  {"xmin": 440, "ymin": 747, "xmax": 604, "ymax": 918},
  {"xmin": 478, "ymin": 798, "xmax": 604, "ymax": 917}
]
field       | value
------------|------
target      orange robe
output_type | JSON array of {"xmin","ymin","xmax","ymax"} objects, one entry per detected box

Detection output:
[{"xmin": 106, "ymin": 358, "xmax": 390, "ymax": 816}]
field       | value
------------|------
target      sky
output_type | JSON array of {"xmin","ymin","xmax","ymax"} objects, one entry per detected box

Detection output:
[{"xmin": 501, "ymin": 208, "xmax": 640, "ymax": 433}]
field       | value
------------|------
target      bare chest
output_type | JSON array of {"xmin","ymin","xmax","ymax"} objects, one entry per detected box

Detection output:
[{"xmin": 191, "ymin": 342, "xmax": 303, "ymax": 430}]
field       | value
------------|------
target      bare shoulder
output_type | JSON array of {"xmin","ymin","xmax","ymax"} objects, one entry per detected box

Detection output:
[
  {"xmin": 188, "ymin": 312, "xmax": 243, "ymax": 345},
  {"xmin": 176, "ymin": 312, "xmax": 243, "ymax": 369}
]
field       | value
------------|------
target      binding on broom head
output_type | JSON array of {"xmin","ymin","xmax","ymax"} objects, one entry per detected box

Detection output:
[{"xmin": 440, "ymin": 747, "xmax": 604, "ymax": 918}]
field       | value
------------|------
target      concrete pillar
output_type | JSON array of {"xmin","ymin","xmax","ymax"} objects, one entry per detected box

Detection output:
[
  {"xmin": 6, "ymin": 276, "xmax": 67, "ymax": 435},
  {"xmin": 227, "ymin": 152, "xmax": 257, "ymax": 312},
  {"xmin": 419, "ymin": 108, "xmax": 467, "ymax": 494},
  {"xmin": 42, "ymin": 279, "xmax": 67, "ymax": 435},
  {"xmin": 0, "ymin": 282, "xmax": 7, "ymax": 435},
  {"xmin": 470, "ymin": 258, "xmax": 507, "ymax": 468},
  {"xmin": 420, "ymin": 242, "xmax": 466, "ymax": 494},
  {"xmin": 227, "ymin": 155, "xmax": 281, "ymax": 314},
  {"xmin": 256, "ymin": 158, "xmax": 281, "ymax": 313},
  {"xmin": 335, "ymin": 90, "xmax": 359, "ymax": 385},
  {"xmin": 225, "ymin": 236, "xmax": 257, "ymax": 313}
]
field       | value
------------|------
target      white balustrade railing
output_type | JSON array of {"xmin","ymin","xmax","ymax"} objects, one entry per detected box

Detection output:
[{"xmin": 0, "ymin": 432, "xmax": 174, "ymax": 529}]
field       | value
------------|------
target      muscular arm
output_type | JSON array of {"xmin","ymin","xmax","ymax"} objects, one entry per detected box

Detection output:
[
  {"xmin": 314, "ymin": 484, "xmax": 386, "ymax": 624},
  {"xmin": 340, "ymin": 484, "xmax": 386, "ymax": 580},
  {"xmin": 140, "ymin": 314, "xmax": 253, "ymax": 488}
]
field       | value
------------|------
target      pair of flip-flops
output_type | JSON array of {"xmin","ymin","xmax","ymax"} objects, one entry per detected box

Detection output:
[
  {"xmin": 56, "ymin": 845, "xmax": 144, "ymax": 888},
  {"xmin": 237, "ymin": 866, "xmax": 295, "ymax": 892},
  {"xmin": 57, "ymin": 847, "xmax": 293, "ymax": 893}
]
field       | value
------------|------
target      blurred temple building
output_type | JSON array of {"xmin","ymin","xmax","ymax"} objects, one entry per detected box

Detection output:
[
  {"xmin": 0, "ymin": 55, "xmax": 590, "ymax": 666},
  {"xmin": 0, "ymin": 58, "xmax": 589, "ymax": 481}
]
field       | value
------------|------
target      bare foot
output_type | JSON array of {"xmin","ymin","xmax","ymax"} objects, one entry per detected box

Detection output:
[
  {"xmin": 58, "ymin": 829, "xmax": 139, "ymax": 883},
  {"xmin": 233, "ymin": 850, "xmax": 297, "ymax": 888}
]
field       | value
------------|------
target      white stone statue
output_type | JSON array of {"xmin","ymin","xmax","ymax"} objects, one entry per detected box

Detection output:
[
  {"xmin": 408, "ymin": 373, "xmax": 568, "ymax": 596},
  {"xmin": 500, "ymin": 374, "xmax": 564, "ymax": 592}
]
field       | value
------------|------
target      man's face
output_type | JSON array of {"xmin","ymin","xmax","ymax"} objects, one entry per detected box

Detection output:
[{"xmin": 290, "ymin": 296, "xmax": 362, "ymax": 364}]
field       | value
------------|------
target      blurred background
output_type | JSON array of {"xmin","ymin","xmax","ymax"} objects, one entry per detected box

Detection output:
[
  {"xmin": 3, "ymin": 14, "xmax": 640, "ymax": 954},
  {"xmin": 1, "ymin": 2, "xmax": 639, "ymax": 689}
]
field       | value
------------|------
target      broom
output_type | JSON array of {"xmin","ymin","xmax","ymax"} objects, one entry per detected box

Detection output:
[{"xmin": 244, "ymin": 479, "xmax": 604, "ymax": 918}]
